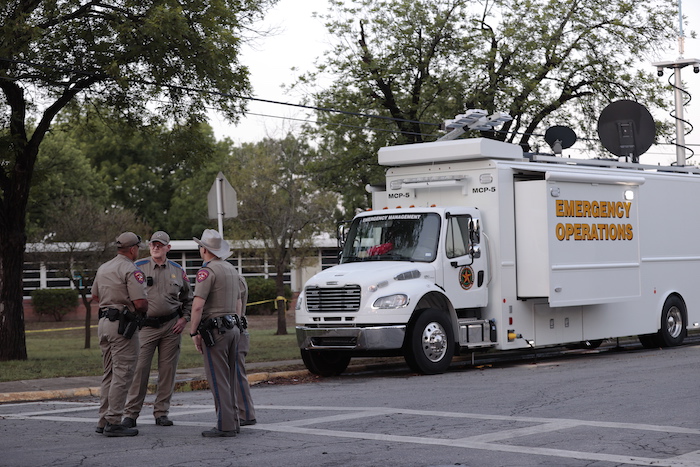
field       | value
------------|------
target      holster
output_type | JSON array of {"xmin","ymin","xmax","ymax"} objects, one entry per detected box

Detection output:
[
  {"xmin": 118, "ymin": 308, "xmax": 141, "ymax": 339},
  {"xmin": 197, "ymin": 320, "xmax": 217, "ymax": 347}
]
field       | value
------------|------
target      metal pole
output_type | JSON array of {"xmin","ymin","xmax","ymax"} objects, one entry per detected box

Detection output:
[
  {"xmin": 216, "ymin": 176, "xmax": 224, "ymax": 236},
  {"xmin": 673, "ymin": 66, "xmax": 687, "ymax": 166}
]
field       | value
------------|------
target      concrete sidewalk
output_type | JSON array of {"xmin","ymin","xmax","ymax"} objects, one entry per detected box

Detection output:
[{"xmin": 0, "ymin": 359, "xmax": 310, "ymax": 404}]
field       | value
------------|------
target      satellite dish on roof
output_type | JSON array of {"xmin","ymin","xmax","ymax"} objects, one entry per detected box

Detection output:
[
  {"xmin": 544, "ymin": 126, "xmax": 577, "ymax": 155},
  {"xmin": 597, "ymin": 100, "xmax": 655, "ymax": 163}
]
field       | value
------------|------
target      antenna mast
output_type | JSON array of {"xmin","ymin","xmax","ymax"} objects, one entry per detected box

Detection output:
[{"xmin": 652, "ymin": 0, "xmax": 699, "ymax": 166}]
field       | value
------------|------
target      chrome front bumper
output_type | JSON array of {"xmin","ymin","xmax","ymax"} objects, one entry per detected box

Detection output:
[{"xmin": 296, "ymin": 325, "xmax": 407, "ymax": 351}]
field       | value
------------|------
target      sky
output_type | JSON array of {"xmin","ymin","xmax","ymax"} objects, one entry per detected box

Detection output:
[{"xmin": 212, "ymin": 0, "xmax": 700, "ymax": 166}]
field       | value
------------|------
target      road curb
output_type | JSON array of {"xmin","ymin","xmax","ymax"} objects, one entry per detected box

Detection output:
[
  {"xmin": 0, "ymin": 386, "xmax": 101, "ymax": 404},
  {"xmin": 0, "ymin": 369, "xmax": 313, "ymax": 404}
]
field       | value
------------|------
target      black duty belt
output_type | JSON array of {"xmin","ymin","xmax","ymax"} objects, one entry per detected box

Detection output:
[
  {"xmin": 142, "ymin": 311, "xmax": 180, "ymax": 328},
  {"xmin": 202, "ymin": 314, "xmax": 241, "ymax": 332},
  {"xmin": 98, "ymin": 307, "xmax": 121, "ymax": 321}
]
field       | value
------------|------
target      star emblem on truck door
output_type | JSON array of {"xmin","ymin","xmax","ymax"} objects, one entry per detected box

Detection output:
[{"xmin": 459, "ymin": 266, "xmax": 474, "ymax": 290}]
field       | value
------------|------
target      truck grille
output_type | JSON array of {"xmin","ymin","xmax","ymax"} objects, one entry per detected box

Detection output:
[{"xmin": 305, "ymin": 285, "xmax": 361, "ymax": 313}]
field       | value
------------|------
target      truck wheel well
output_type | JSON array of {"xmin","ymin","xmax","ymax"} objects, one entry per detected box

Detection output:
[
  {"xmin": 407, "ymin": 292, "xmax": 458, "ymax": 350},
  {"xmin": 413, "ymin": 292, "xmax": 452, "ymax": 317}
]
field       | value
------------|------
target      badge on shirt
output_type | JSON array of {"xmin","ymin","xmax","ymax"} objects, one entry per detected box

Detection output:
[
  {"xmin": 134, "ymin": 270, "xmax": 145, "ymax": 284},
  {"xmin": 196, "ymin": 269, "xmax": 210, "ymax": 283}
]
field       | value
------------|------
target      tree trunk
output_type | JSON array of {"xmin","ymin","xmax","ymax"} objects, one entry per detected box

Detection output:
[
  {"xmin": 0, "ymin": 226, "xmax": 28, "ymax": 361},
  {"xmin": 274, "ymin": 272, "xmax": 287, "ymax": 335},
  {"xmin": 0, "ymin": 123, "xmax": 40, "ymax": 360}
]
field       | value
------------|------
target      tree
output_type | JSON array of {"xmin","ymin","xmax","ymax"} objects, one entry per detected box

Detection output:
[
  {"xmin": 26, "ymin": 122, "xmax": 110, "ymax": 240},
  {"xmin": 301, "ymin": 0, "xmax": 678, "ymax": 214},
  {"xmin": 226, "ymin": 135, "xmax": 337, "ymax": 335},
  {"xmin": 59, "ymin": 107, "xmax": 231, "ymax": 238},
  {"xmin": 0, "ymin": 0, "xmax": 277, "ymax": 361}
]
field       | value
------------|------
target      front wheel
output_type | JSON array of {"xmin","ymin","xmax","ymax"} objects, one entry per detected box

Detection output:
[
  {"xmin": 300, "ymin": 349, "xmax": 351, "ymax": 377},
  {"xmin": 404, "ymin": 309, "xmax": 454, "ymax": 375},
  {"xmin": 658, "ymin": 295, "xmax": 687, "ymax": 347}
]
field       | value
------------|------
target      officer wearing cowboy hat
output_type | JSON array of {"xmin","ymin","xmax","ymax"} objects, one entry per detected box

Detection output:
[{"xmin": 190, "ymin": 229, "xmax": 242, "ymax": 437}]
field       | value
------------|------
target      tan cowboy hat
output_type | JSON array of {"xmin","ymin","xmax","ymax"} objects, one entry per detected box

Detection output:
[{"xmin": 193, "ymin": 229, "xmax": 232, "ymax": 260}]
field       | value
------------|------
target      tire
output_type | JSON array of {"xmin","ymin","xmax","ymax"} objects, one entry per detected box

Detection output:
[
  {"xmin": 300, "ymin": 349, "xmax": 351, "ymax": 377},
  {"xmin": 404, "ymin": 308, "xmax": 454, "ymax": 375},
  {"xmin": 658, "ymin": 295, "xmax": 687, "ymax": 347}
]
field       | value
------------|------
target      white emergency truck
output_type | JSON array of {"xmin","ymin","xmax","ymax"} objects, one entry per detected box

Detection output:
[{"xmin": 295, "ymin": 136, "xmax": 700, "ymax": 375}]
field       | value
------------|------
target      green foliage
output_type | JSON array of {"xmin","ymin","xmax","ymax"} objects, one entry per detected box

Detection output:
[
  {"xmin": 30, "ymin": 289, "xmax": 79, "ymax": 322},
  {"xmin": 27, "ymin": 130, "xmax": 110, "ymax": 240},
  {"xmin": 300, "ymin": 0, "xmax": 679, "ymax": 213},
  {"xmin": 245, "ymin": 277, "xmax": 292, "ymax": 315}
]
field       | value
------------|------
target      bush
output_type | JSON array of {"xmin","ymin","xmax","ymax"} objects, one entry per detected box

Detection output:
[
  {"xmin": 245, "ymin": 277, "xmax": 292, "ymax": 315},
  {"xmin": 31, "ymin": 288, "xmax": 79, "ymax": 322}
]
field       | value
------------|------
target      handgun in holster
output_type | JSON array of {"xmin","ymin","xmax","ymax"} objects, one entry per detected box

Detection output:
[
  {"xmin": 197, "ymin": 320, "xmax": 216, "ymax": 347},
  {"xmin": 118, "ymin": 308, "xmax": 140, "ymax": 339}
]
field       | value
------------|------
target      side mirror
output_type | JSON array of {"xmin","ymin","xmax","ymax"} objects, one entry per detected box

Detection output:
[
  {"xmin": 469, "ymin": 244, "xmax": 481, "ymax": 259},
  {"xmin": 469, "ymin": 218, "xmax": 480, "ymax": 244},
  {"xmin": 336, "ymin": 220, "xmax": 352, "ymax": 248}
]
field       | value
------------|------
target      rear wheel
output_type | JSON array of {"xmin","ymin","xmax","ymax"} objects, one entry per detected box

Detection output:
[
  {"xmin": 658, "ymin": 295, "xmax": 686, "ymax": 347},
  {"xmin": 638, "ymin": 295, "xmax": 687, "ymax": 349},
  {"xmin": 404, "ymin": 309, "xmax": 454, "ymax": 375},
  {"xmin": 300, "ymin": 349, "xmax": 351, "ymax": 376}
]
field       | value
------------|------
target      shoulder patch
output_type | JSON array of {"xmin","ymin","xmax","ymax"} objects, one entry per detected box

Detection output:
[
  {"xmin": 196, "ymin": 269, "xmax": 210, "ymax": 283},
  {"xmin": 134, "ymin": 270, "xmax": 146, "ymax": 284},
  {"xmin": 183, "ymin": 269, "xmax": 190, "ymax": 282}
]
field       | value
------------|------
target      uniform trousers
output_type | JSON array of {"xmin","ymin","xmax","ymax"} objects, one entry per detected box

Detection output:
[
  {"xmin": 124, "ymin": 317, "xmax": 181, "ymax": 420},
  {"xmin": 236, "ymin": 329, "xmax": 256, "ymax": 422},
  {"xmin": 97, "ymin": 317, "xmax": 139, "ymax": 427},
  {"xmin": 202, "ymin": 325, "xmax": 241, "ymax": 433}
]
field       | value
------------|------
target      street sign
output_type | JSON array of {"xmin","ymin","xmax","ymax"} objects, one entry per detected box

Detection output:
[{"xmin": 207, "ymin": 172, "xmax": 237, "ymax": 235}]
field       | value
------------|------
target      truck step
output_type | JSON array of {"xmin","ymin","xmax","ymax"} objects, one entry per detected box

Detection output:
[{"xmin": 458, "ymin": 319, "xmax": 496, "ymax": 348}]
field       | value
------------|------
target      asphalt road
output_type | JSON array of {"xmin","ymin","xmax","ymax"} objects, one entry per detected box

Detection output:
[{"xmin": 2, "ymin": 340, "xmax": 699, "ymax": 467}]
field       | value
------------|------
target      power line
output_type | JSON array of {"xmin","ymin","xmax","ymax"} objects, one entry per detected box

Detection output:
[
  {"xmin": 3, "ymin": 56, "xmax": 698, "ymax": 151},
  {"xmin": 0, "ymin": 57, "xmax": 440, "ymax": 129}
]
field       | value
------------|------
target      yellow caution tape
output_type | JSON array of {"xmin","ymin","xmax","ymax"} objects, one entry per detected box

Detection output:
[{"xmin": 27, "ymin": 325, "xmax": 98, "ymax": 334}]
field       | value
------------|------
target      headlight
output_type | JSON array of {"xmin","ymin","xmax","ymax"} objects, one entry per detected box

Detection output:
[
  {"xmin": 372, "ymin": 294, "xmax": 409, "ymax": 309},
  {"xmin": 295, "ymin": 292, "xmax": 304, "ymax": 311}
]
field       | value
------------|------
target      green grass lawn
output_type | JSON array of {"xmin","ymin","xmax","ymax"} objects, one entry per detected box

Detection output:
[{"xmin": 0, "ymin": 320, "xmax": 301, "ymax": 383}]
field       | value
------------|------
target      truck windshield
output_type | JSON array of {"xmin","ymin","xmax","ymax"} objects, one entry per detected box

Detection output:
[{"xmin": 340, "ymin": 213, "xmax": 441, "ymax": 263}]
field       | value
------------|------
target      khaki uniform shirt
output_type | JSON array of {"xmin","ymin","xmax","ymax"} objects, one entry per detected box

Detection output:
[
  {"xmin": 92, "ymin": 254, "xmax": 147, "ymax": 312},
  {"xmin": 193, "ymin": 258, "xmax": 239, "ymax": 321},
  {"xmin": 135, "ymin": 257, "xmax": 193, "ymax": 320}
]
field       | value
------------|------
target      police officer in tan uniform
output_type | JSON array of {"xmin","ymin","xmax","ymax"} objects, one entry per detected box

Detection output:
[
  {"xmin": 236, "ymin": 275, "xmax": 256, "ymax": 426},
  {"xmin": 122, "ymin": 231, "xmax": 193, "ymax": 428},
  {"xmin": 92, "ymin": 232, "xmax": 148, "ymax": 437},
  {"xmin": 190, "ymin": 229, "xmax": 241, "ymax": 437}
]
